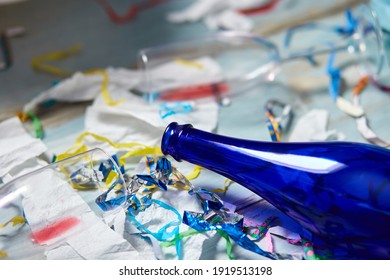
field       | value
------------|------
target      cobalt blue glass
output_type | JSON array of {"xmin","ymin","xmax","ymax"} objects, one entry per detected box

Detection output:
[{"xmin": 161, "ymin": 122, "xmax": 390, "ymax": 259}]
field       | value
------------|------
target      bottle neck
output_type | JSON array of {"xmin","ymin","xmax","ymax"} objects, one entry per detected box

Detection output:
[
  {"xmin": 161, "ymin": 122, "xmax": 194, "ymax": 162},
  {"xmin": 162, "ymin": 122, "xmax": 242, "ymax": 175},
  {"xmin": 161, "ymin": 122, "xmax": 347, "ymax": 175}
]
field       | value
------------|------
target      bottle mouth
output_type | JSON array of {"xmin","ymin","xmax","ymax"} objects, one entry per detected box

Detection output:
[{"xmin": 161, "ymin": 122, "xmax": 193, "ymax": 161}]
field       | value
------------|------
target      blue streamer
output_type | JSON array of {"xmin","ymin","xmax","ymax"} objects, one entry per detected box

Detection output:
[
  {"xmin": 335, "ymin": 9, "xmax": 358, "ymax": 35},
  {"xmin": 221, "ymin": 223, "xmax": 276, "ymax": 260},
  {"xmin": 327, "ymin": 50, "xmax": 341, "ymax": 101},
  {"xmin": 95, "ymin": 178, "xmax": 131, "ymax": 211},
  {"xmin": 159, "ymin": 102, "xmax": 193, "ymax": 119},
  {"xmin": 182, "ymin": 211, "xmax": 275, "ymax": 260},
  {"xmin": 127, "ymin": 198, "xmax": 183, "ymax": 259}
]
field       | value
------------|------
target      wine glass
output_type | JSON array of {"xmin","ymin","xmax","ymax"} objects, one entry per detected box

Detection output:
[
  {"xmin": 0, "ymin": 148, "xmax": 128, "ymax": 259},
  {"xmin": 136, "ymin": 4, "xmax": 387, "ymax": 102}
]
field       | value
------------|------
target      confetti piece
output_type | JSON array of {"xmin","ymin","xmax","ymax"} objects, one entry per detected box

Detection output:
[
  {"xmin": 353, "ymin": 75, "xmax": 369, "ymax": 96},
  {"xmin": 264, "ymin": 99, "xmax": 292, "ymax": 142},
  {"xmin": 336, "ymin": 96, "xmax": 364, "ymax": 117},
  {"xmin": 0, "ymin": 251, "xmax": 7, "ymax": 258},
  {"xmin": 265, "ymin": 111, "xmax": 281, "ymax": 142},
  {"xmin": 244, "ymin": 216, "xmax": 278, "ymax": 240},
  {"xmin": 302, "ymin": 239, "xmax": 320, "ymax": 260},
  {"xmin": 17, "ymin": 111, "xmax": 44, "ymax": 139},
  {"xmin": 265, "ymin": 231, "xmax": 274, "ymax": 253},
  {"xmin": 174, "ymin": 58, "xmax": 204, "ymax": 69},
  {"xmin": 350, "ymin": 77, "xmax": 389, "ymax": 147},
  {"xmin": 0, "ymin": 215, "xmax": 26, "ymax": 229}
]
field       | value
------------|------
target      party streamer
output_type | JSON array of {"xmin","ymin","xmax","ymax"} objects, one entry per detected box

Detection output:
[
  {"xmin": 31, "ymin": 44, "xmax": 82, "ymax": 77},
  {"xmin": 0, "ymin": 216, "xmax": 26, "ymax": 229},
  {"xmin": 55, "ymin": 131, "xmax": 161, "ymax": 162}
]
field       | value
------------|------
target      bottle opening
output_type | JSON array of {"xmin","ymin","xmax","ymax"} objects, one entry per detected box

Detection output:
[{"xmin": 161, "ymin": 122, "xmax": 193, "ymax": 161}]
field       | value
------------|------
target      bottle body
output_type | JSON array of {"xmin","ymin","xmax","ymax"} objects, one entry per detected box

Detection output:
[{"xmin": 161, "ymin": 122, "xmax": 390, "ymax": 259}]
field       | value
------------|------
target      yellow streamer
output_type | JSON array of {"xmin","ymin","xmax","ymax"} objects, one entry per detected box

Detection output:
[
  {"xmin": 185, "ymin": 165, "xmax": 202, "ymax": 181},
  {"xmin": 265, "ymin": 111, "xmax": 281, "ymax": 142},
  {"xmin": 31, "ymin": 44, "xmax": 83, "ymax": 77},
  {"xmin": 0, "ymin": 216, "xmax": 26, "ymax": 229},
  {"xmin": 56, "ymin": 132, "xmax": 161, "ymax": 163},
  {"xmin": 31, "ymin": 45, "xmax": 124, "ymax": 106},
  {"xmin": 105, "ymin": 170, "xmax": 118, "ymax": 186},
  {"xmin": 56, "ymin": 145, "xmax": 88, "ymax": 162},
  {"xmin": 84, "ymin": 69, "xmax": 124, "ymax": 106},
  {"xmin": 0, "ymin": 251, "xmax": 7, "ymax": 258},
  {"xmin": 211, "ymin": 178, "xmax": 234, "ymax": 193},
  {"xmin": 104, "ymin": 170, "xmax": 124, "ymax": 191},
  {"xmin": 174, "ymin": 58, "xmax": 204, "ymax": 69},
  {"xmin": 171, "ymin": 183, "xmax": 191, "ymax": 191},
  {"xmin": 119, "ymin": 147, "xmax": 163, "ymax": 166}
]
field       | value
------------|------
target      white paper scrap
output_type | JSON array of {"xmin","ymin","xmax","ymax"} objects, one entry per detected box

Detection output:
[
  {"xmin": 166, "ymin": 0, "xmax": 269, "ymax": 31},
  {"xmin": 288, "ymin": 109, "xmax": 345, "ymax": 142},
  {"xmin": 46, "ymin": 244, "xmax": 84, "ymax": 260},
  {"xmin": 336, "ymin": 96, "xmax": 364, "ymax": 118},
  {"xmin": 84, "ymin": 89, "xmax": 218, "ymax": 151},
  {"xmin": 22, "ymin": 168, "xmax": 142, "ymax": 259},
  {"xmin": 0, "ymin": 117, "xmax": 47, "ymax": 178},
  {"xmin": 204, "ymin": 9, "xmax": 254, "ymax": 31},
  {"xmin": 23, "ymin": 68, "xmax": 141, "ymax": 113},
  {"xmin": 103, "ymin": 207, "xmax": 127, "ymax": 237}
]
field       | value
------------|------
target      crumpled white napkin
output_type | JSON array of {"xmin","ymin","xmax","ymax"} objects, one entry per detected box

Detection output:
[
  {"xmin": 288, "ymin": 109, "xmax": 345, "ymax": 142},
  {"xmin": 141, "ymin": 56, "xmax": 224, "ymax": 93},
  {"xmin": 24, "ymin": 57, "xmax": 224, "ymax": 114},
  {"xmin": 124, "ymin": 183, "xmax": 211, "ymax": 260},
  {"xmin": 167, "ymin": 0, "xmax": 270, "ymax": 31},
  {"xmin": 0, "ymin": 117, "xmax": 47, "ymax": 178},
  {"xmin": 204, "ymin": 9, "xmax": 254, "ymax": 31},
  {"xmin": 83, "ymin": 88, "xmax": 219, "ymax": 153},
  {"xmin": 23, "ymin": 67, "xmax": 142, "ymax": 113},
  {"xmin": 22, "ymin": 167, "xmax": 146, "ymax": 260}
]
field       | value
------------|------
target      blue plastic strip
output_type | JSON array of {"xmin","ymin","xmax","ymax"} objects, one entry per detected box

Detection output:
[
  {"xmin": 327, "ymin": 50, "xmax": 341, "ymax": 101},
  {"xmin": 159, "ymin": 102, "xmax": 193, "ymax": 119},
  {"xmin": 182, "ymin": 211, "xmax": 276, "ymax": 260},
  {"xmin": 127, "ymin": 198, "xmax": 182, "ymax": 259}
]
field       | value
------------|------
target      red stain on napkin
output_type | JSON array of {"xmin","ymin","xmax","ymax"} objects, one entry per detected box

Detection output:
[{"xmin": 32, "ymin": 217, "xmax": 80, "ymax": 244}]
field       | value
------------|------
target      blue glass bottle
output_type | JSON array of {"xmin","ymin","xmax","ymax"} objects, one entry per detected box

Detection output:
[{"xmin": 161, "ymin": 122, "xmax": 390, "ymax": 259}]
